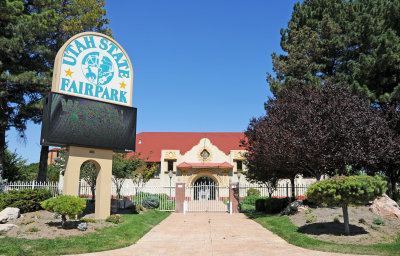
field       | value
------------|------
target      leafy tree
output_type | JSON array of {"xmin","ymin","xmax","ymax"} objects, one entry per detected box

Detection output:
[
  {"xmin": 3, "ymin": 148, "xmax": 27, "ymax": 181},
  {"xmin": 307, "ymin": 175, "xmax": 387, "ymax": 235},
  {"xmin": 41, "ymin": 195, "xmax": 86, "ymax": 228},
  {"xmin": 80, "ymin": 160, "xmax": 99, "ymax": 202},
  {"xmin": 242, "ymin": 83, "xmax": 387, "ymax": 196},
  {"xmin": 112, "ymin": 153, "xmax": 144, "ymax": 199},
  {"xmin": 131, "ymin": 162, "xmax": 158, "ymax": 189}
]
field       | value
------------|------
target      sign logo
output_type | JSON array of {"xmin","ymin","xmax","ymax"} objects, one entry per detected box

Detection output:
[{"xmin": 52, "ymin": 33, "xmax": 133, "ymax": 106}]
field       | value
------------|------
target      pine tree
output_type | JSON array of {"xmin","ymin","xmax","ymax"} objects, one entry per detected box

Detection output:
[{"xmin": 0, "ymin": 0, "xmax": 112, "ymax": 182}]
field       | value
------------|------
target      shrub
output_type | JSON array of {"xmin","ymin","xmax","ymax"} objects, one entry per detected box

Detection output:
[
  {"xmin": 142, "ymin": 196, "xmax": 159, "ymax": 209},
  {"xmin": 307, "ymin": 175, "xmax": 386, "ymax": 235},
  {"xmin": 255, "ymin": 199, "xmax": 267, "ymax": 212},
  {"xmin": 27, "ymin": 227, "xmax": 39, "ymax": 232},
  {"xmin": 80, "ymin": 217, "xmax": 96, "ymax": 223},
  {"xmin": 41, "ymin": 195, "xmax": 86, "ymax": 228},
  {"xmin": 0, "ymin": 188, "xmax": 52, "ymax": 213},
  {"xmin": 106, "ymin": 214, "xmax": 121, "ymax": 224},
  {"xmin": 264, "ymin": 198, "xmax": 290, "ymax": 214},
  {"xmin": 247, "ymin": 188, "xmax": 261, "ymax": 197},
  {"xmin": 372, "ymin": 218, "xmax": 385, "ymax": 226},
  {"xmin": 132, "ymin": 204, "xmax": 144, "ymax": 214},
  {"xmin": 333, "ymin": 217, "xmax": 340, "ymax": 223},
  {"xmin": 305, "ymin": 209, "xmax": 317, "ymax": 223}
]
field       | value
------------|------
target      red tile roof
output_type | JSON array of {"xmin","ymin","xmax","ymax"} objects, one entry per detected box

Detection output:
[
  {"xmin": 177, "ymin": 162, "xmax": 234, "ymax": 168},
  {"xmin": 131, "ymin": 132, "xmax": 245, "ymax": 162}
]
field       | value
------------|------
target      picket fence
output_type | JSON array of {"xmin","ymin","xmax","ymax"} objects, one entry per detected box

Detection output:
[{"xmin": 3, "ymin": 181, "xmax": 61, "ymax": 197}]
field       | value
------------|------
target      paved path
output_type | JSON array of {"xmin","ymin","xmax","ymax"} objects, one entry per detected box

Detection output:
[{"xmin": 72, "ymin": 213, "xmax": 366, "ymax": 256}]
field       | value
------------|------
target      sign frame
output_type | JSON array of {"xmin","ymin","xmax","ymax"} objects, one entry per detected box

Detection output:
[{"xmin": 51, "ymin": 32, "xmax": 134, "ymax": 107}]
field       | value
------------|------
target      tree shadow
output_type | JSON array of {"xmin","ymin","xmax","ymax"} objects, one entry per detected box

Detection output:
[
  {"xmin": 297, "ymin": 222, "xmax": 369, "ymax": 236},
  {"xmin": 46, "ymin": 220, "xmax": 80, "ymax": 230},
  {"xmin": 244, "ymin": 211, "xmax": 275, "ymax": 219}
]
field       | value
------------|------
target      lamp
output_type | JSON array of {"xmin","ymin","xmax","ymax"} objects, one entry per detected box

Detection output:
[{"xmin": 168, "ymin": 170, "xmax": 173, "ymax": 202}]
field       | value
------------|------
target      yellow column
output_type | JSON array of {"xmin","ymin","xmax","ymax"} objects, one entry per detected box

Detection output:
[{"xmin": 63, "ymin": 146, "xmax": 113, "ymax": 219}]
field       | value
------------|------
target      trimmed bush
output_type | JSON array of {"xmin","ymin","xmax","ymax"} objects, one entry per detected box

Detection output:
[
  {"xmin": 242, "ymin": 195, "xmax": 268, "ymax": 204},
  {"xmin": 255, "ymin": 199, "xmax": 267, "ymax": 212},
  {"xmin": 264, "ymin": 198, "xmax": 290, "ymax": 214},
  {"xmin": 247, "ymin": 188, "xmax": 261, "ymax": 197},
  {"xmin": 0, "ymin": 188, "xmax": 52, "ymax": 213},
  {"xmin": 142, "ymin": 196, "xmax": 159, "ymax": 209},
  {"xmin": 307, "ymin": 175, "xmax": 386, "ymax": 234},
  {"xmin": 41, "ymin": 195, "xmax": 86, "ymax": 228}
]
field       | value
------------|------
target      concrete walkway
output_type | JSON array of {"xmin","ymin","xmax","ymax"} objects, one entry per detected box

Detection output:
[{"xmin": 73, "ymin": 213, "xmax": 366, "ymax": 256}]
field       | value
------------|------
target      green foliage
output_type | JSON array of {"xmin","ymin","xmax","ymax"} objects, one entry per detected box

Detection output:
[
  {"xmin": 132, "ymin": 205, "xmax": 144, "ymax": 214},
  {"xmin": 26, "ymin": 227, "xmax": 39, "ymax": 233},
  {"xmin": 0, "ymin": 188, "xmax": 52, "ymax": 213},
  {"xmin": 41, "ymin": 195, "xmax": 86, "ymax": 220},
  {"xmin": 373, "ymin": 218, "xmax": 385, "ymax": 226},
  {"xmin": 307, "ymin": 175, "xmax": 387, "ymax": 206},
  {"xmin": 105, "ymin": 214, "xmax": 122, "ymax": 224},
  {"xmin": 242, "ymin": 195, "xmax": 267, "ymax": 205},
  {"xmin": 247, "ymin": 188, "xmax": 261, "ymax": 197},
  {"xmin": 80, "ymin": 218, "xmax": 96, "ymax": 223},
  {"xmin": 305, "ymin": 210, "xmax": 317, "ymax": 223},
  {"xmin": 142, "ymin": 196, "xmax": 160, "ymax": 209},
  {"xmin": 255, "ymin": 199, "xmax": 266, "ymax": 212},
  {"xmin": 333, "ymin": 217, "xmax": 340, "ymax": 223},
  {"xmin": 370, "ymin": 225, "xmax": 382, "ymax": 231},
  {"xmin": 264, "ymin": 198, "xmax": 290, "ymax": 214}
]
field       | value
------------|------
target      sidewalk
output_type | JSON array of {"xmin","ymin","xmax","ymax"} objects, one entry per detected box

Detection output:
[{"xmin": 71, "ymin": 212, "xmax": 367, "ymax": 256}]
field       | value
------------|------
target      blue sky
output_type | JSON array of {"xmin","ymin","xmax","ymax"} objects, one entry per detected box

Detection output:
[{"xmin": 8, "ymin": 0, "xmax": 298, "ymax": 163}]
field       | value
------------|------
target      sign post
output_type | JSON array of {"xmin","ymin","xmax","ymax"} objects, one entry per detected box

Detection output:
[{"xmin": 41, "ymin": 32, "xmax": 135, "ymax": 219}]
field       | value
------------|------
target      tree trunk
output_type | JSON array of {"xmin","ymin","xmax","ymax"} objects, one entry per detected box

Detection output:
[
  {"xmin": 0, "ymin": 124, "xmax": 5, "ymax": 182},
  {"xmin": 37, "ymin": 146, "xmax": 49, "ymax": 182},
  {"xmin": 342, "ymin": 204, "xmax": 350, "ymax": 235},
  {"xmin": 91, "ymin": 186, "xmax": 96, "ymax": 202},
  {"xmin": 316, "ymin": 173, "xmax": 321, "ymax": 181},
  {"xmin": 290, "ymin": 176, "xmax": 295, "ymax": 199},
  {"xmin": 61, "ymin": 214, "xmax": 67, "ymax": 228}
]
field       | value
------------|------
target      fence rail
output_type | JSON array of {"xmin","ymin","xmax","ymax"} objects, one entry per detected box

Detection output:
[
  {"xmin": 239, "ymin": 183, "xmax": 312, "ymax": 212},
  {"xmin": 4, "ymin": 181, "xmax": 61, "ymax": 197}
]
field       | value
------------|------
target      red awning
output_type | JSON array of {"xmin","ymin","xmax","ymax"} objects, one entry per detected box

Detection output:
[{"xmin": 177, "ymin": 162, "xmax": 233, "ymax": 169}]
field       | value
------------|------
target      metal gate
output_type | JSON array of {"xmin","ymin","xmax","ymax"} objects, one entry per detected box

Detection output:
[{"xmin": 185, "ymin": 183, "xmax": 229, "ymax": 212}]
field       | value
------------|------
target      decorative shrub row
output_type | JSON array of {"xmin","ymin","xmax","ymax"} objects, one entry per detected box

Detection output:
[
  {"xmin": 255, "ymin": 197, "xmax": 291, "ymax": 214},
  {"xmin": 242, "ymin": 195, "xmax": 268, "ymax": 204},
  {"xmin": 0, "ymin": 188, "xmax": 52, "ymax": 213}
]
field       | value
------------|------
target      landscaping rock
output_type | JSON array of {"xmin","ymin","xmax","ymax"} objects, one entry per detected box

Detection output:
[
  {"xmin": 0, "ymin": 224, "xmax": 18, "ymax": 232},
  {"xmin": 369, "ymin": 194, "xmax": 400, "ymax": 220},
  {"xmin": 0, "ymin": 207, "xmax": 20, "ymax": 223},
  {"xmin": 297, "ymin": 206, "xmax": 309, "ymax": 213},
  {"xmin": 290, "ymin": 200, "xmax": 304, "ymax": 211}
]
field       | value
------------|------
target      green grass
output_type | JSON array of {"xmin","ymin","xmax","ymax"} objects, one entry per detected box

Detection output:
[
  {"xmin": 245, "ymin": 212, "xmax": 400, "ymax": 256},
  {"xmin": 0, "ymin": 210, "xmax": 170, "ymax": 256}
]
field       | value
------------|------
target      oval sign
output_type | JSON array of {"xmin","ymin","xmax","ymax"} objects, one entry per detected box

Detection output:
[{"xmin": 52, "ymin": 32, "xmax": 133, "ymax": 106}]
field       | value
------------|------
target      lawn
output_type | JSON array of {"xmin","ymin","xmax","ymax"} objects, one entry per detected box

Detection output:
[
  {"xmin": 246, "ymin": 212, "xmax": 400, "ymax": 256},
  {"xmin": 0, "ymin": 210, "xmax": 170, "ymax": 256}
]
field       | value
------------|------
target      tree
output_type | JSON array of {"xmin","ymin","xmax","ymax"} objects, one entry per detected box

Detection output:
[
  {"xmin": 242, "ymin": 83, "xmax": 388, "ymax": 196},
  {"xmin": 3, "ymin": 148, "xmax": 27, "ymax": 182},
  {"xmin": 112, "ymin": 153, "xmax": 144, "ymax": 199},
  {"xmin": 268, "ymin": 0, "xmax": 400, "ymax": 103},
  {"xmin": 131, "ymin": 162, "xmax": 158, "ymax": 188},
  {"xmin": 80, "ymin": 161, "xmax": 99, "ymax": 202},
  {"xmin": 307, "ymin": 175, "xmax": 386, "ymax": 235}
]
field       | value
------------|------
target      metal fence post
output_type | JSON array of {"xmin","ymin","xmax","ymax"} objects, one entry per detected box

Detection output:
[{"xmin": 286, "ymin": 182, "xmax": 289, "ymax": 198}]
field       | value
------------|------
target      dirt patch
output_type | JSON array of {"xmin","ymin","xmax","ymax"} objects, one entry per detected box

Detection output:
[
  {"xmin": 290, "ymin": 206, "xmax": 400, "ymax": 244},
  {"xmin": 0, "ymin": 203, "xmax": 117, "ymax": 239}
]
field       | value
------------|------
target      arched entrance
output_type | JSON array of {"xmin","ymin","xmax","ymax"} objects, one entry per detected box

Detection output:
[{"xmin": 193, "ymin": 177, "xmax": 216, "ymax": 200}]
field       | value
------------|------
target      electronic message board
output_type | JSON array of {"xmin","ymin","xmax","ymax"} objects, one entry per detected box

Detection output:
[{"xmin": 40, "ymin": 92, "xmax": 136, "ymax": 152}]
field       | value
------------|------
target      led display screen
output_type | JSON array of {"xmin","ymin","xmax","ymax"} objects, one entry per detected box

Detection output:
[{"xmin": 41, "ymin": 93, "xmax": 136, "ymax": 152}]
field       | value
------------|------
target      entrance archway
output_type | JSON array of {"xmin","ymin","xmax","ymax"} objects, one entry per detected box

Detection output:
[{"xmin": 193, "ymin": 177, "xmax": 216, "ymax": 200}]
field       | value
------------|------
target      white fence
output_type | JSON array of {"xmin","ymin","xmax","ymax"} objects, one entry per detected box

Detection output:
[{"xmin": 3, "ymin": 181, "xmax": 61, "ymax": 197}]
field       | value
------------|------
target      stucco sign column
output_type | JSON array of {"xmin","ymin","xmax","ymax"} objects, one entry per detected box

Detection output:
[{"xmin": 42, "ymin": 32, "xmax": 135, "ymax": 219}]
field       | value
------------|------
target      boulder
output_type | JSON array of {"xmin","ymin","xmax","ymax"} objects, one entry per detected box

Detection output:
[
  {"xmin": 297, "ymin": 206, "xmax": 309, "ymax": 213},
  {"xmin": 290, "ymin": 200, "xmax": 304, "ymax": 211},
  {"xmin": 0, "ymin": 207, "xmax": 20, "ymax": 223},
  {"xmin": 0, "ymin": 224, "xmax": 18, "ymax": 232},
  {"xmin": 369, "ymin": 194, "xmax": 400, "ymax": 220}
]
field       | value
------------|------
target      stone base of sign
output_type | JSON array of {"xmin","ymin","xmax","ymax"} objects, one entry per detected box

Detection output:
[{"xmin": 63, "ymin": 146, "xmax": 112, "ymax": 219}]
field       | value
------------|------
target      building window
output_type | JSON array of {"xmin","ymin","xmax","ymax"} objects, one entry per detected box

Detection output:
[
  {"xmin": 168, "ymin": 160, "xmax": 174, "ymax": 172},
  {"xmin": 236, "ymin": 160, "xmax": 243, "ymax": 171}
]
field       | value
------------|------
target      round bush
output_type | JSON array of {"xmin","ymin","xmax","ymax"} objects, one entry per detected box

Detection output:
[
  {"xmin": 41, "ymin": 195, "xmax": 86, "ymax": 227},
  {"xmin": 142, "ymin": 196, "xmax": 159, "ymax": 209},
  {"xmin": 247, "ymin": 188, "xmax": 261, "ymax": 197}
]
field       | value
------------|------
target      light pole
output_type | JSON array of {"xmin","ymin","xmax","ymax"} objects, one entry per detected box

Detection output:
[
  {"xmin": 168, "ymin": 170, "xmax": 173, "ymax": 202},
  {"xmin": 237, "ymin": 171, "xmax": 241, "ymax": 205}
]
